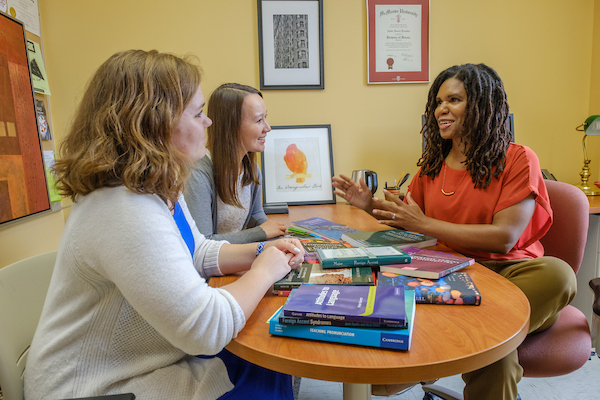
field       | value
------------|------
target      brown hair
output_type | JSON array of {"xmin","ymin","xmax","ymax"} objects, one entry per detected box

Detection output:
[
  {"xmin": 54, "ymin": 49, "xmax": 202, "ymax": 204},
  {"xmin": 418, "ymin": 63, "xmax": 512, "ymax": 189},
  {"xmin": 206, "ymin": 83, "xmax": 262, "ymax": 207}
]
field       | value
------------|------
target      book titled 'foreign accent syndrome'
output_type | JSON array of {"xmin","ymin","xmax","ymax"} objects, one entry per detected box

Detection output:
[
  {"xmin": 282, "ymin": 284, "xmax": 406, "ymax": 327},
  {"xmin": 316, "ymin": 246, "xmax": 411, "ymax": 268},
  {"xmin": 379, "ymin": 246, "xmax": 475, "ymax": 279},
  {"xmin": 341, "ymin": 229, "xmax": 437, "ymax": 249},
  {"xmin": 269, "ymin": 289, "xmax": 416, "ymax": 350}
]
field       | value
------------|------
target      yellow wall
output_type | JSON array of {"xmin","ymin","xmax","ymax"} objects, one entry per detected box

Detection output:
[
  {"xmin": 4, "ymin": 0, "xmax": 597, "ymax": 266},
  {"xmin": 590, "ymin": 0, "xmax": 600, "ymax": 181},
  {"xmin": 38, "ymin": 0, "xmax": 597, "ymax": 192},
  {"xmin": 0, "ymin": 210, "xmax": 64, "ymax": 268}
]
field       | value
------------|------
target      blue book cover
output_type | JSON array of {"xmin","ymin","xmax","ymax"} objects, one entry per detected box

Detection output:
[
  {"xmin": 292, "ymin": 217, "xmax": 359, "ymax": 241},
  {"xmin": 270, "ymin": 290, "xmax": 416, "ymax": 351},
  {"xmin": 282, "ymin": 284, "xmax": 406, "ymax": 327},
  {"xmin": 378, "ymin": 271, "xmax": 481, "ymax": 306}
]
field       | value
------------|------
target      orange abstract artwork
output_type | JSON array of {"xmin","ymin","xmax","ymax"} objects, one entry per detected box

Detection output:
[{"xmin": 283, "ymin": 143, "xmax": 312, "ymax": 183}]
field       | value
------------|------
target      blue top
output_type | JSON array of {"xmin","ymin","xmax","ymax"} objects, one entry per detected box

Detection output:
[{"xmin": 173, "ymin": 201, "xmax": 195, "ymax": 257}]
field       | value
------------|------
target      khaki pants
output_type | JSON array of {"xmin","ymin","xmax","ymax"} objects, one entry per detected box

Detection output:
[{"xmin": 462, "ymin": 257, "xmax": 577, "ymax": 400}]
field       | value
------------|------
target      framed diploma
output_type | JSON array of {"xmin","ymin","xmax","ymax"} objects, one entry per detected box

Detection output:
[
  {"xmin": 367, "ymin": 0, "xmax": 430, "ymax": 84},
  {"xmin": 260, "ymin": 125, "xmax": 336, "ymax": 205},
  {"xmin": 257, "ymin": 0, "xmax": 324, "ymax": 90}
]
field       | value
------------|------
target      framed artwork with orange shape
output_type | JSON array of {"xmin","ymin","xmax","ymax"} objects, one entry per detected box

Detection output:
[
  {"xmin": 0, "ymin": 11, "xmax": 51, "ymax": 226},
  {"xmin": 260, "ymin": 124, "xmax": 335, "ymax": 206}
]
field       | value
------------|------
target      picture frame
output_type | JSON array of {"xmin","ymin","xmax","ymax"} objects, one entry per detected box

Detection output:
[
  {"xmin": 257, "ymin": 0, "xmax": 324, "ymax": 90},
  {"xmin": 261, "ymin": 125, "xmax": 335, "ymax": 205},
  {"xmin": 367, "ymin": 0, "xmax": 430, "ymax": 84},
  {"xmin": 0, "ymin": 11, "xmax": 51, "ymax": 227}
]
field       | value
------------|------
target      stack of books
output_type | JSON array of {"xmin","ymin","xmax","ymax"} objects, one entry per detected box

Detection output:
[
  {"xmin": 273, "ymin": 238, "xmax": 375, "ymax": 296},
  {"xmin": 269, "ymin": 284, "xmax": 416, "ymax": 350}
]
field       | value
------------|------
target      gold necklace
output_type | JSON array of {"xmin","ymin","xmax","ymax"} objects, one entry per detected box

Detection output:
[{"xmin": 441, "ymin": 164, "xmax": 468, "ymax": 196}]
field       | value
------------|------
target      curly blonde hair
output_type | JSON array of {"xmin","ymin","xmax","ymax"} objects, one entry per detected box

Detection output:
[{"xmin": 54, "ymin": 49, "xmax": 202, "ymax": 204}]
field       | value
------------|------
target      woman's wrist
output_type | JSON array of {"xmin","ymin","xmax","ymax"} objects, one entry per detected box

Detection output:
[{"xmin": 256, "ymin": 241, "xmax": 268, "ymax": 256}]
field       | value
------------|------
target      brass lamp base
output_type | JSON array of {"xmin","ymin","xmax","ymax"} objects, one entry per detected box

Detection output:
[
  {"xmin": 575, "ymin": 183, "xmax": 600, "ymax": 196},
  {"xmin": 577, "ymin": 158, "xmax": 600, "ymax": 196}
]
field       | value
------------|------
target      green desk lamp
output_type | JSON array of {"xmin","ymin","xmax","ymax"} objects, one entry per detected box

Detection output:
[{"xmin": 576, "ymin": 115, "xmax": 600, "ymax": 196}]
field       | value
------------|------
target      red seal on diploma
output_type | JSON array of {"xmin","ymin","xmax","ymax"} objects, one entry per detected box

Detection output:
[{"xmin": 387, "ymin": 58, "xmax": 394, "ymax": 70}]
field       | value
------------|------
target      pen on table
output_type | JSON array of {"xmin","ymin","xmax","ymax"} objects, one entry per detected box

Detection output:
[
  {"xmin": 397, "ymin": 173, "xmax": 410, "ymax": 188},
  {"xmin": 287, "ymin": 226, "xmax": 308, "ymax": 235}
]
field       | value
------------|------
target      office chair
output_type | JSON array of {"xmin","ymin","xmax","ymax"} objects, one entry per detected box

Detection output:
[
  {"xmin": 589, "ymin": 278, "xmax": 600, "ymax": 352},
  {"xmin": 423, "ymin": 180, "xmax": 592, "ymax": 400},
  {"xmin": 0, "ymin": 251, "xmax": 135, "ymax": 400}
]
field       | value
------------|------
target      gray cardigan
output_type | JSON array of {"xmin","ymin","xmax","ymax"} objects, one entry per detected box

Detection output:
[{"xmin": 185, "ymin": 155, "xmax": 268, "ymax": 244}]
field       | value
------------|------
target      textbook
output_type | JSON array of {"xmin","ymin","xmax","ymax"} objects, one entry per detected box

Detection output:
[
  {"xmin": 378, "ymin": 271, "xmax": 481, "ymax": 306},
  {"xmin": 292, "ymin": 217, "xmax": 359, "ymax": 241},
  {"xmin": 273, "ymin": 262, "xmax": 374, "ymax": 292},
  {"xmin": 341, "ymin": 229, "xmax": 437, "ymax": 249},
  {"xmin": 282, "ymin": 284, "xmax": 406, "ymax": 327},
  {"xmin": 269, "ymin": 290, "xmax": 416, "ymax": 350},
  {"xmin": 300, "ymin": 239, "xmax": 354, "ymax": 264},
  {"xmin": 379, "ymin": 246, "xmax": 475, "ymax": 279},
  {"xmin": 316, "ymin": 246, "xmax": 411, "ymax": 268}
]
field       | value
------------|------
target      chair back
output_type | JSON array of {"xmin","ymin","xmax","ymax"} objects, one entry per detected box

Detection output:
[
  {"xmin": 539, "ymin": 180, "xmax": 589, "ymax": 274},
  {"xmin": 0, "ymin": 251, "xmax": 56, "ymax": 400}
]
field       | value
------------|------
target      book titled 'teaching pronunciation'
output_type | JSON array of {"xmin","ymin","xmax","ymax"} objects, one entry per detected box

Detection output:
[
  {"xmin": 270, "ymin": 289, "xmax": 416, "ymax": 351},
  {"xmin": 282, "ymin": 284, "xmax": 406, "ymax": 327}
]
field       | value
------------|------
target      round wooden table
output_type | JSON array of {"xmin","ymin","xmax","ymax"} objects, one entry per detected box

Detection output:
[{"xmin": 210, "ymin": 204, "xmax": 531, "ymax": 400}]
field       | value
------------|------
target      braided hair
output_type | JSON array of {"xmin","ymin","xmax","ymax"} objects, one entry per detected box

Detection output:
[{"xmin": 417, "ymin": 63, "xmax": 512, "ymax": 189}]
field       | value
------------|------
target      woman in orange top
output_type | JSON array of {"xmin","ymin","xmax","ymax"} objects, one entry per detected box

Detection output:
[{"xmin": 332, "ymin": 63, "xmax": 576, "ymax": 400}]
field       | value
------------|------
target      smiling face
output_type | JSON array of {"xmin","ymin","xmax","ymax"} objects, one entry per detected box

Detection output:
[
  {"xmin": 434, "ymin": 78, "xmax": 467, "ymax": 142},
  {"xmin": 172, "ymin": 86, "xmax": 212, "ymax": 162},
  {"xmin": 239, "ymin": 93, "xmax": 270, "ymax": 158}
]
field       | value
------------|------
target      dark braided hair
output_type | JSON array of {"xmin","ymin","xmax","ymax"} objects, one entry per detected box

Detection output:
[{"xmin": 417, "ymin": 63, "xmax": 512, "ymax": 189}]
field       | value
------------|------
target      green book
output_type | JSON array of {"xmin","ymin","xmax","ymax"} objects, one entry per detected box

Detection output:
[
  {"xmin": 341, "ymin": 229, "xmax": 437, "ymax": 249},
  {"xmin": 316, "ymin": 246, "xmax": 411, "ymax": 269},
  {"xmin": 273, "ymin": 262, "xmax": 374, "ymax": 292}
]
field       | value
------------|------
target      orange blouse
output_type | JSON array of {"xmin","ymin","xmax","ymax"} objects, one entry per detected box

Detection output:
[{"xmin": 406, "ymin": 143, "xmax": 552, "ymax": 261}]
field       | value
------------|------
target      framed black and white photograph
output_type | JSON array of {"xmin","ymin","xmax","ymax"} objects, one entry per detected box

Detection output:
[
  {"xmin": 261, "ymin": 125, "xmax": 335, "ymax": 205},
  {"xmin": 257, "ymin": 0, "xmax": 324, "ymax": 90}
]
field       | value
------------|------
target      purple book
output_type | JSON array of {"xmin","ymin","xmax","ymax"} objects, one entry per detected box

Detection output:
[{"xmin": 282, "ymin": 284, "xmax": 406, "ymax": 327}]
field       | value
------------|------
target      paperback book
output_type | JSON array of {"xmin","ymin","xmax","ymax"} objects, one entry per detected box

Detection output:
[
  {"xmin": 273, "ymin": 262, "xmax": 374, "ymax": 292},
  {"xmin": 341, "ymin": 229, "xmax": 437, "ymax": 249},
  {"xmin": 379, "ymin": 246, "xmax": 475, "ymax": 279},
  {"xmin": 316, "ymin": 246, "xmax": 411, "ymax": 268},
  {"xmin": 269, "ymin": 289, "xmax": 416, "ymax": 351},
  {"xmin": 292, "ymin": 217, "xmax": 359, "ymax": 241},
  {"xmin": 300, "ymin": 239, "xmax": 354, "ymax": 264},
  {"xmin": 282, "ymin": 284, "xmax": 406, "ymax": 327},
  {"xmin": 378, "ymin": 271, "xmax": 481, "ymax": 306}
]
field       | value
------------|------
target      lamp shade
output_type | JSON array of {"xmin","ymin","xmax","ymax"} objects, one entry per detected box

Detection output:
[{"xmin": 584, "ymin": 115, "xmax": 600, "ymax": 136}]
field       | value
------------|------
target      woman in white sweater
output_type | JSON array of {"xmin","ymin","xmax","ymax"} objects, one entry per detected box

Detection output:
[{"xmin": 24, "ymin": 50, "xmax": 304, "ymax": 400}]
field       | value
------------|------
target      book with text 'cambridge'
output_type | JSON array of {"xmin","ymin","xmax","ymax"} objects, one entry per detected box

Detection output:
[
  {"xmin": 378, "ymin": 271, "xmax": 481, "ymax": 306},
  {"xmin": 282, "ymin": 284, "xmax": 406, "ymax": 327},
  {"xmin": 316, "ymin": 246, "xmax": 411, "ymax": 268},
  {"xmin": 341, "ymin": 229, "xmax": 437, "ymax": 249},
  {"xmin": 379, "ymin": 246, "xmax": 475, "ymax": 279},
  {"xmin": 269, "ymin": 289, "xmax": 416, "ymax": 350}
]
